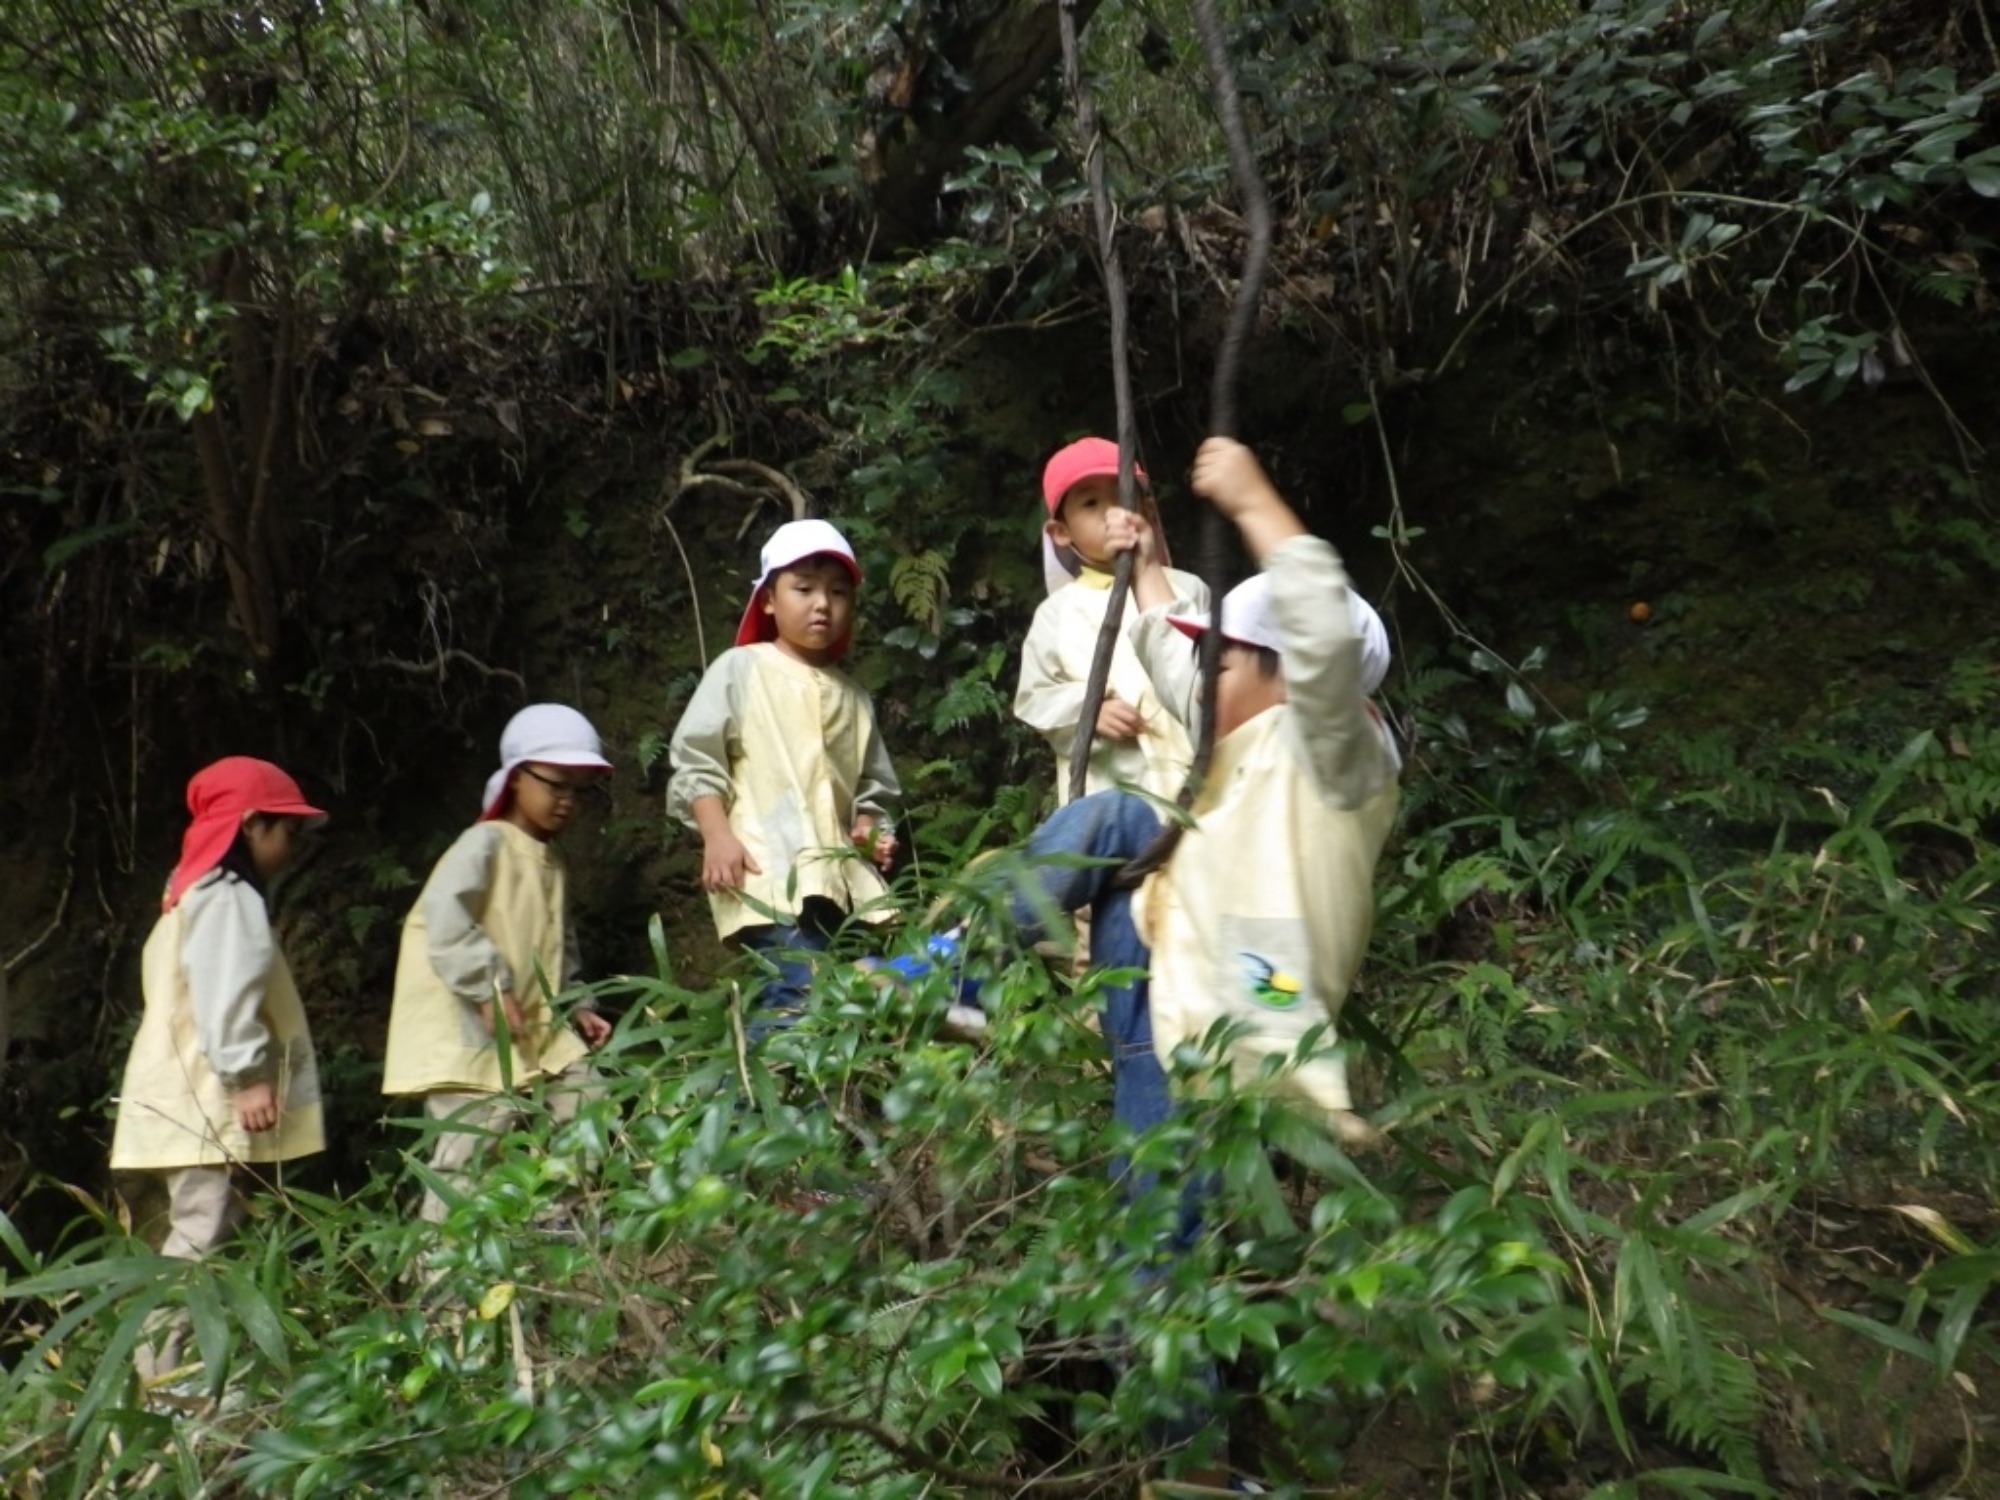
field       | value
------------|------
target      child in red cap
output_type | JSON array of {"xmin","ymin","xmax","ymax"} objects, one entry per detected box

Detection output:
[
  {"xmin": 1015, "ymin": 436, "xmax": 1211, "ymax": 804},
  {"xmin": 382, "ymin": 704, "xmax": 616, "ymax": 1223},
  {"xmin": 668, "ymin": 519, "xmax": 901, "ymax": 1033},
  {"xmin": 111, "ymin": 758, "xmax": 328, "ymax": 1269}
]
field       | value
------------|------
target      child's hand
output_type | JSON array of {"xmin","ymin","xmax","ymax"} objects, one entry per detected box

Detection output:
[
  {"xmin": 481, "ymin": 991, "xmax": 529, "ymax": 1038},
  {"xmin": 234, "ymin": 1081, "xmax": 278, "ymax": 1133},
  {"xmin": 1095, "ymin": 697, "xmax": 1146, "ymax": 740},
  {"xmin": 1101, "ymin": 506, "xmax": 1159, "ymax": 565},
  {"xmin": 572, "ymin": 1007, "xmax": 613, "ymax": 1048},
  {"xmin": 1190, "ymin": 437, "xmax": 1282, "ymax": 519},
  {"xmin": 852, "ymin": 815, "xmax": 897, "ymax": 871},
  {"xmin": 701, "ymin": 829, "xmax": 762, "ymax": 891}
]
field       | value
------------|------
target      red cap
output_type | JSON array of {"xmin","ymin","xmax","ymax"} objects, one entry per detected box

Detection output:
[
  {"xmin": 1041, "ymin": 437, "xmax": 1148, "ymax": 517},
  {"xmin": 163, "ymin": 757, "xmax": 327, "ymax": 910}
]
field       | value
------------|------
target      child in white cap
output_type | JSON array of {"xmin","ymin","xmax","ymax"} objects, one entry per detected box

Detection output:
[
  {"xmin": 668, "ymin": 518, "xmax": 901, "ymax": 1033},
  {"xmin": 975, "ymin": 438, "xmax": 1401, "ymax": 1481},
  {"xmin": 382, "ymin": 703, "xmax": 615, "ymax": 1223},
  {"xmin": 1015, "ymin": 436, "xmax": 1211, "ymax": 804}
]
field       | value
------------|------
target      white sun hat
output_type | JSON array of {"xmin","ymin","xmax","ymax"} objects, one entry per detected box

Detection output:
[
  {"xmin": 481, "ymin": 703, "xmax": 613, "ymax": 818},
  {"xmin": 1167, "ymin": 575, "xmax": 1392, "ymax": 696}
]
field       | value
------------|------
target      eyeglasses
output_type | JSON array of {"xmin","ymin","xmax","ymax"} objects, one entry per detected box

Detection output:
[{"xmin": 518, "ymin": 765, "xmax": 593, "ymax": 801}]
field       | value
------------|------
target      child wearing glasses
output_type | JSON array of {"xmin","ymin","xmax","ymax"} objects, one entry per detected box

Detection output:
[
  {"xmin": 382, "ymin": 703, "xmax": 615, "ymax": 1223},
  {"xmin": 668, "ymin": 519, "xmax": 901, "ymax": 1034}
]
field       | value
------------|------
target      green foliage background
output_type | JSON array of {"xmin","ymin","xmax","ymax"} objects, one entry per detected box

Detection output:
[{"xmin": 5, "ymin": 0, "xmax": 2000, "ymax": 1493}]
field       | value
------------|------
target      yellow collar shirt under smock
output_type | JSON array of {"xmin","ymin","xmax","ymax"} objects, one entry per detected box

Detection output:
[
  {"xmin": 110, "ymin": 869, "xmax": 324, "ymax": 1170},
  {"xmin": 1014, "ymin": 564, "xmax": 1210, "ymax": 803},
  {"xmin": 382, "ymin": 819, "xmax": 589, "ymax": 1095},
  {"xmin": 1131, "ymin": 535, "xmax": 1401, "ymax": 1117},
  {"xmin": 667, "ymin": 642, "xmax": 901, "ymax": 940}
]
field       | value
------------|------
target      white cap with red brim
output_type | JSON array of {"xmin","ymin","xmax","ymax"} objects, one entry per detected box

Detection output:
[
  {"xmin": 1167, "ymin": 574, "xmax": 1393, "ymax": 697},
  {"xmin": 734, "ymin": 519, "xmax": 862, "ymax": 652}
]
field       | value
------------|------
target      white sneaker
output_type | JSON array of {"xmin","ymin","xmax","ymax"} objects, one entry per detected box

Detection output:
[{"xmin": 940, "ymin": 1003, "xmax": 988, "ymax": 1042}]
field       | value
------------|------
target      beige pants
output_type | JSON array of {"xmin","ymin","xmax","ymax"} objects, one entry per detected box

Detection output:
[
  {"xmin": 418, "ymin": 1063, "xmax": 605, "ymax": 1223},
  {"xmin": 133, "ymin": 1165, "xmax": 243, "ymax": 1385},
  {"xmin": 159, "ymin": 1165, "xmax": 244, "ymax": 1259}
]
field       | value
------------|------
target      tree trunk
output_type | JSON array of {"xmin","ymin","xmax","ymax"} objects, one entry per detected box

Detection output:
[{"xmin": 860, "ymin": 0, "xmax": 1103, "ymax": 253}]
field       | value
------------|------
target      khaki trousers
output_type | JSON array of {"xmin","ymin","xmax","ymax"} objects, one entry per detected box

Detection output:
[
  {"xmin": 134, "ymin": 1165, "xmax": 244, "ymax": 1385},
  {"xmin": 418, "ymin": 1062, "xmax": 605, "ymax": 1223},
  {"xmin": 159, "ymin": 1164, "xmax": 244, "ymax": 1259}
]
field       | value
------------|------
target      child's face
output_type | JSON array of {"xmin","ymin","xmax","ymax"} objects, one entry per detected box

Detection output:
[
  {"xmin": 764, "ymin": 555, "xmax": 855, "ymax": 665},
  {"xmin": 503, "ymin": 762, "xmax": 599, "ymax": 842},
  {"xmin": 1048, "ymin": 476, "xmax": 1129, "ymax": 570},
  {"xmin": 241, "ymin": 814, "xmax": 299, "ymax": 879}
]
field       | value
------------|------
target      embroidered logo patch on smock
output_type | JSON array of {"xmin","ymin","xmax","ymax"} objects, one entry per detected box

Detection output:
[{"xmin": 1241, "ymin": 953, "xmax": 1305, "ymax": 1009}]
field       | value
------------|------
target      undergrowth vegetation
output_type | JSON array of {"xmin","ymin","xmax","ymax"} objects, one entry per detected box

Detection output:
[
  {"xmin": 7, "ymin": 663, "xmax": 2000, "ymax": 1497},
  {"xmin": 6, "ymin": 0, "xmax": 2000, "ymax": 1495}
]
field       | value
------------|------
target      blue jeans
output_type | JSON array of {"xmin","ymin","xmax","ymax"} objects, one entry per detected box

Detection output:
[
  {"xmin": 1008, "ymin": 791, "xmax": 1217, "ymax": 1451},
  {"xmin": 738, "ymin": 897, "xmax": 844, "ymax": 1039},
  {"xmin": 1006, "ymin": 792, "xmax": 1199, "ymax": 1251}
]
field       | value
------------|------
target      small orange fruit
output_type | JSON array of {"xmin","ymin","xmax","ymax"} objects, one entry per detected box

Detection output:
[{"xmin": 1629, "ymin": 601, "xmax": 1652, "ymax": 624}]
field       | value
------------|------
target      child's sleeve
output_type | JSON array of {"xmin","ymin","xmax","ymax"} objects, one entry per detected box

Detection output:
[
  {"xmin": 1012, "ymin": 600, "xmax": 1086, "ymax": 737},
  {"xmin": 562, "ymin": 916, "xmax": 583, "ymax": 992},
  {"xmin": 420, "ymin": 825, "xmax": 513, "ymax": 1004},
  {"xmin": 1267, "ymin": 536, "xmax": 1397, "ymax": 807},
  {"xmin": 180, "ymin": 875, "xmax": 276, "ymax": 1089},
  {"xmin": 1130, "ymin": 609, "xmax": 1202, "ymax": 731},
  {"xmin": 666, "ymin": 652, "xmax": 743, "ymax": 827},
  {"xmin": 854, "ymin": 697, "xmax": 901, "ymax": 818}
]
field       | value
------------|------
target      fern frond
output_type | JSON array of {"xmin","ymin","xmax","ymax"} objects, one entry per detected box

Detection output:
[
  {"xmin": 891, "ymin": 549, "xmax": 951, "ymax": 630},
  {"xmin": 930, "ymin": 675, "xmax": 1005, "ymax": 734}
]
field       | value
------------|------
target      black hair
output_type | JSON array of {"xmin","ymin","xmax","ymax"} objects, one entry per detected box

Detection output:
[
  {"xmin": 1189, "ymin": 636, "xmax": 1282, "ymax": 679},
  {"xmin": 773, "ymin": 553, "xmax": 854, "ymax": 584},
  {"xmin": 215, "ymin": 826, "xmax": 266, "ymax": 896}
]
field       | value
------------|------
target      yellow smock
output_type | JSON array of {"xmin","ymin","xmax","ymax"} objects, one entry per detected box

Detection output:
[
  {"xmin": 110, "ymin": 871, "xmax": 325, "ymax": 1170},
  {"xmin": 1134, "ymin": 537, "xmax": 1401, "ymax": 1115},
  {"xmin": 667, "ymin": 642, "xmax": 901, "ymax": 940},
  {"xmin": 1014, "ymin": 564, "xmax": 1210, "ymax": 803},
  {"xmin": 382, "ymin": 820, "xmax": 589, "ymax": 1095}
]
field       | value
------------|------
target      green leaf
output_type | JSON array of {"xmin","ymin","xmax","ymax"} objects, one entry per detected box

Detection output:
[
  {"xmin": 966, "ymin": 1351, "xmax": 1004, "ymax": 1400},
  {"xmin": 1934, "ymin": 1280, "xmax": 1984, "ymax": 1375},
  {"xmin": 43, "ymin": 518, "xmax": 141, "ymax": 573},
  {"xmin": 1453, "ymin": 98, "xmax": 1505, "ymax": 141},
  {"xmin": 1964, "ymin": 159, "xmax": 2000, "ymax": 198},
  {"xmin": 1817, "ymin": 1305, "xmax": 1934, "ymax": 1362}
]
